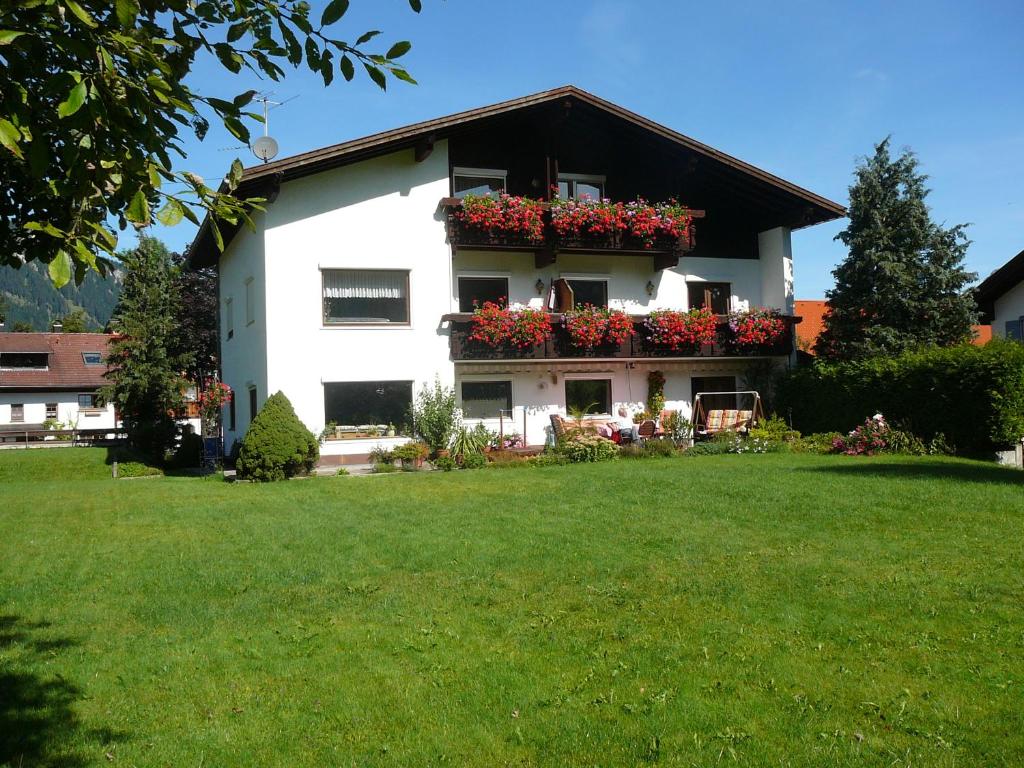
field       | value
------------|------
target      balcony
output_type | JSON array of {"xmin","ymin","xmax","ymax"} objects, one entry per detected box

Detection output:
[
  {"xmin": 441, "ymin": 197, "xmax": 706, "ymax": 269},
  {"xmin": 444, "ymin": 314, "xmax": 799, "ymax": 362}
]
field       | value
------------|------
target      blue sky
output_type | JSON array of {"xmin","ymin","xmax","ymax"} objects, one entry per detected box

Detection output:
[{"xmin": 153, "ymin": 0, "xmax": 1024, "ymax": 298}]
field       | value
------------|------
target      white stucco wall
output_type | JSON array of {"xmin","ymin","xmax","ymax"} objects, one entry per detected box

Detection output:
[
  {"xmin": 260, "ymin": 143, "xmax": 453, "ymax": 437},
  {"xmin": 993, "ymin": 281, "xmax": 1024, "ymax": 338},
  {"xmin": 0, "ymin": 393, "xmax": 117, "ymax": 429},
  {"xmin": 757, "ymin": 227, "xmax": 795, "ymax": 314},
  {"xmin": 219, "ymin": 217, "xmax": 269, "ymax": 448}
]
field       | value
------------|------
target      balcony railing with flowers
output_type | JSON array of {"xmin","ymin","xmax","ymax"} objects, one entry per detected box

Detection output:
[
  {"xmin": 443, "ymin": 194, "xmax": 705, "ymax": 262},
  {"xmin": 444, "ymin": 305, "xmax": 798, "ymax": 361}
]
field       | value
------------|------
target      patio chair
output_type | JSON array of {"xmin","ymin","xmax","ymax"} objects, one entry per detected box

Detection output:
[{"xmin": 637, "ymin": 419, "xmax": 657, "ymax": 442}]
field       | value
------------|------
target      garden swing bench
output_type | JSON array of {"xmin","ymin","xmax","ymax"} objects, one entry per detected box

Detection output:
[{"xmin": 692, "ymin": 390, "xmax": 765, "ymax": 439}]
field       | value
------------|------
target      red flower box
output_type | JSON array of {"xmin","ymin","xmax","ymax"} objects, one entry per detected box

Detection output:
[{"xmin": 644, "ymin": 308, "xmax": 717, "ymax": 350}]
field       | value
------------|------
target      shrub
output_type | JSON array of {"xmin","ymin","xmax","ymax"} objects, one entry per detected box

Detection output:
[
  {"xmin": 434, "ymin": 455, "xmax": 456, "ymax": 471},
  {"xmin": 683, "ymin": 441, "xmax": 728, "ymax": 456},
  {"xmin": 776, "ymin": 340, "xmax": 1024, "ymax": 454},
  {"xmin": 661, "ymin": 410, "xmax": 692, "ymax": 443},
  {"xmin": 236, "ymin": 391, "xmax": 319, "ymax": 482},
  {"xmin": 461, "ymin": 451, "xmax": 487, "ymax": 470},
  {"xmin": 557, "ymin": 433, "xmax": 619, "ymax": 463},
  {"xmin": 619, "ymin": 438, "xmax": 678, "ymax": 459},
  {"xmin": 528, "ymin": 452, "xmax": 569, "ymax": 467},
  {"xmin": 412, "ymin": 378, "xmax": 460, "ymax": 456},
  {"xmin": 393, "ymin": 440, "xmax": 429, "ymax": 470},
  {"xmin": 749, "ymin": 414, "xmax": 801, "ymax": 444},
  {"xmin": 368, "ymin": 446, "xmax": 395, "ymax": 465},
  {"xmin": 788, "ymin": 432, "xmax": 844, "ymax": 454},
  {"xmin": 171, "ymin": 429, "xmax": 204, "ymax": 468},
  {"xmin": 372, "ymin": 461, "xmax": 400, "ymax": 474}
]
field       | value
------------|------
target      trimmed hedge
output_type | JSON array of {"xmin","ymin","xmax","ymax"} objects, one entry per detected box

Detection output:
[
  {"xmin": 236, "ymin": 391, "xmax": 319, "ymax": 481},
  {"xmin": 776, "ymin": 340, "xmax": 1024, "ymax": 454}
]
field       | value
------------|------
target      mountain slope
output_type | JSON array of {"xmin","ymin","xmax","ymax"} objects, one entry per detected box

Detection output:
[{"xmin": 0, "ymin": 260, "xmax": 121, "ymax": 331}]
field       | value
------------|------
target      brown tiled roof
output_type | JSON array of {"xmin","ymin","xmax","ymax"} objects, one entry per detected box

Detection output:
[
  {"xmin": 794, "ymin": 300, "xmax": 991, "ymax": 352},
  {"xmin": 0, "ymin": 333, "xmax": 114, "ymax": 390}
]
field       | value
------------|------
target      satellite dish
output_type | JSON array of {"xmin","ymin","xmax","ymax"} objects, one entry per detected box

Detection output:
[{"xmin": 251, "ymin": 135, "xmax": 279, "ymax": 163}]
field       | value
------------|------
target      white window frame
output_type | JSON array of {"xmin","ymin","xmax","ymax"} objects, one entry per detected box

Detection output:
[
  {"xmin": 320, "ymin": 268, "xmax": 412, "ymax": 328},
  {"xmin": 457, "ymin": 374, "xmax": 515, "ymax": 421},
  {"xmin": 562, "ymin": 373, "xmax": 614, "ymax": 417},
  {"xmin": 452, "ymin": 166, "xmax": 507, "ymax": 198},
  {"xmin": 45, "ymin": 402, "xmax": 58, "ymax": 419},
  {"xmin": 244, "ymin": 278, "xmax": 255, "ymax": 326},
  {"xmin": 225, "ymin": 297, "xmax": 234, "ymax": 341},
  {"xmin": 10, "ymin": 403, "xmax": 24, "ymax": 423},
  {"xmin": 557, "ymin": 172, "xmax": 606, "ymax": 200}
]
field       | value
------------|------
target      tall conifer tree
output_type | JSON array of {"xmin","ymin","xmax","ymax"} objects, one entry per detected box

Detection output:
[{"xmin": 817, "ymin": 138, "xmax": 977, "ymax": 360}]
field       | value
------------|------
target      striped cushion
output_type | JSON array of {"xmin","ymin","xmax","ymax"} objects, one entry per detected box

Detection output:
[
  {"xmin": 705, "ymin": 410, "xmax": 725, "ymax": 431},
  {"xmin": 734, "ymin": 410, "xmax": 753, "ymax": 428}
]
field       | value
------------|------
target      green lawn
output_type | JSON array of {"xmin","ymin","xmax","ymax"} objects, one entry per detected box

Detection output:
[{"xmin": 1, "ymin": 448, "xmax": 1022, "ymax": 766}]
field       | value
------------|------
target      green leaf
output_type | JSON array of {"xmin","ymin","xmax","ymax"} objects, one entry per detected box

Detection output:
[
  {"xmin": 64, "ymin": 0, "xmax": 97, "ymax": 28},
  {"xmin": 223, "ymin": 116, "xmax": 250, "ymax": 143},
  {"xmin": 227, "ymin": 158, "xmax": 244, "ymax": 188},
  {"xmin": 391, "ymin": 67, "xmax": 417, "ymax": 85},
  {"xmin": 0, "ymin": 118, "xmax": 23, "ymax": 159},
  {"xmin": 320, "ymin": 50, "xmax": 334, "ymax": 85},
  {"xmin": 321, "ymin": 0, "xmax": 349, "ymax": 26},
  {"xmin": 386, "ymin": 41, "xmax": 411, "ymax": 59},
  {"xmin": 226, "ymin": 22, "xmax": 248, "ymax": 42},
  {"xmin": 356, "ymin": 30, "xmax": 381, "ymax": 45},
  {"xmin": 210, "ymin": 220, "xmax": 224, "ymax": 251},
  {"xmin": 73, "ymin": 239, "xmax": 97, "ymax": 270},
  {"xmin": 364, "ymin": 63, "xmax": 387, "ymax": 91},
  {"xmin": 57, "ymin": 81, "xmax": 88, "ymax": 118},
  {"xmin": 232, "ymin": 89, "xmax": 257, "ymax": 108},
  {"xmin": 339, "ymin": 55, "xmax": 354, "ymax": 81},
  {"xmin": 114, "ymin": 0, "xmax": 138, "ymax": 27},
  {"xmin": 156, "ymin": 198, "xmax": 184, "ymax": 226},
  {"xmin": 126, "ymin": 189, "xmax": 150, "ymax": 225},
  {"xmin": 304, "ymin": 37, "xmax": 321, "ymax": 70},
  {"xmin": 214, "ymin": 43, "xmax": 242, "ymax": 73},
  {"xmin": 408, "ymin": 0, "xmax": 422, "ymax": 11},
  {"xmin": 0, "ymin": 30, "xmax": 26, "ymax": 45},
  {"xmin": 49, "ymin": 250, "xmax": 71, "ymax": 288}
]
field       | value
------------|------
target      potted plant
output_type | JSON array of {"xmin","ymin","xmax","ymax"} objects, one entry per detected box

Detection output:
[
  {"xmin": 386, "ymin": 423, "xmax": 396, "ymax": 437},
  {"xmin": 393, "ymin": 440, "xmax": 429, "ymax": 470},
  {"xmin": 644, "ymin": 308, "xmax": 717, "ymax": 352},
  {"xmin": 726, "ymin": 307, "xmax": 787, "ymax": 351}
]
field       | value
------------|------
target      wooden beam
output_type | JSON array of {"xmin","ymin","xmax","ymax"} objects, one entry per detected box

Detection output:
[
  {"xmin": 414, "ymin": 133, "xmax": 435, "ymax": 162},
  {"xmin": 535, "ymin": 245, "xmax": 557, "ymax": 268}
]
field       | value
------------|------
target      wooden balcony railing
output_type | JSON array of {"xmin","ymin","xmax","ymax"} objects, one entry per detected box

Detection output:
[
  {"xmin": 441, "ymin": 198, "xmax": 706, "ymax": 269},
  {"xmin": 445, "ymin": 314, "xmax": 798, "ymax": 362}
]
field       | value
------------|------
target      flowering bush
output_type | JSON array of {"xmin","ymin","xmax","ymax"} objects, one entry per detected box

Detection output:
[
  {"xmin": 644, "ymin": 308, "xmax": 718, "ymax": 350},
  {"xmin": 469, "ymin": 302, "xmax": 552, "ymax": 348},
  {"xmin": 198, "ymin": 379, "xmax": 232, "ymax": 433},
  {"xmin": 832, "ymin": 414, "xmax": 890, "ymax": 455},
  {"xmin": 563, "ymin": 305, "xmax": 635, "ymax": 349},
  {"xmin": 549, "ymin": 196, "xmax": 693, "ymax": 248},
  {"xmin": 454, "ymin": 193, "xmax": 545, "ymax": 242},
  {"xmin": 623, "ymin": 198, "xmax": 693, "ymax": 247},
  {"xmin": 556, "ymin": 432, "xmax": 619, "ymax": 463},
  {"xmin": 727, "ymin": 307, "xmax": 787, "ymax": 348}
]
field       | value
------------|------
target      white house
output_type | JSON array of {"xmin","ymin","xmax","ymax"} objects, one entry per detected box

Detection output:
[
  {"xmin": 0, "ymin": 331, "xmax": 118, "ymax": 433},
  {"xmin": 976, "ymin": 248, "xmax": 1024, "ymax": 340},
  {"xmin": 188, "ymin": 86, "xmax": 845, "ymax": 464}
]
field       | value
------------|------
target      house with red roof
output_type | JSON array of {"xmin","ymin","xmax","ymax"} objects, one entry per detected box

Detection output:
[{"xmin": 0, "ymin": 332, "xmax": 118, "ymax": 431}]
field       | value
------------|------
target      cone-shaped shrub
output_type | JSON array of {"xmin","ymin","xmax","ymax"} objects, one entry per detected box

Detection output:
[{"xmin": 236, "ymin": 391, "xmax": 319, "ymax": 481}]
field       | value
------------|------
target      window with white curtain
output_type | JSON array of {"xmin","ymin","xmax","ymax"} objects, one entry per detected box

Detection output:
[{"xmin": 322, "ymin": 269, "xmax": 410, "ymax": 324}]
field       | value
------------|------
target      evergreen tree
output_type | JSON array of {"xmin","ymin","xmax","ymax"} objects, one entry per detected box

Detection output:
[
  {"xmin": 817, "ymin": 138, "xmax": 977, "ymax": 360},
  {"xmin": 103, "ymin": 236, "xmax": 192, "ymax": 461},
  {"xmin": 58, "ymin": 306, "xmax": 93, "ymax": 332},
  {"xmin": 170, "ymin": 254, "xmax": 219, "ymax": 384}
]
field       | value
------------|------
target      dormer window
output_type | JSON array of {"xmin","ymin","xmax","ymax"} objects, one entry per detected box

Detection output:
[
  {"xmin": 82, "ymin": 352, "xmax": 103, "ymax": 365},
  {"xmin": 557, "ymin": 173, "xmax": 605, "ymax": 201},
  {"xmin": 452, "ymin": 167, "xmax": 506, "ymax": 199},
  {"xmin": 0, "ymin": 352, "xmax": 48, "ymax": 370}
]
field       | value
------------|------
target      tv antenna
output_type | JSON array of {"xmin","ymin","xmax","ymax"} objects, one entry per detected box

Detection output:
[{"xmin": 250, "ymin": 93, "xmax": 298, "ymax": 163}]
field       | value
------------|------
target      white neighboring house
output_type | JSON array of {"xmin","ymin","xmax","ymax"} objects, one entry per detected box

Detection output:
[
  {"xmin": 0, "ymin": 331, "xmax": 118, "ymax": 434},
  {"xmin": 976, "ymin": 248, "xmax": 1024, "ymax": 340},
  {"xmin": 188, "ymin": 86, "xmax": 845, "ymax": 464}
]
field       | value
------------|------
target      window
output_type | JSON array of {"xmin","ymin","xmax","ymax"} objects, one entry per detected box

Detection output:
[
  {"xmin": 324, "ymin": 381, "xmax": 413, "ymax": 426},
  {"xmin": 1005, "ymin": 319, "xmax": 1023, "ymax": 341},
  {"xmin": 228, "ymin": 396, "xmax": 236, "ymax": 431},
  {"xmin": 323, "ymin": 269, "xmax": 410, "ymax": 325},
  {"xmin": 245, "ymin": 278, "xmax": 255, "ymax": 326},
  {"xmin": 452, "ymin": 167, "xmax": 506, "ymax": 199},
  {"xmin": 46, "ymin": 403, "xmax": 57, "ymax": 419},
  {"xmin": 225, "ymin": 298, "xmax": 234, "ymax": 340},
  {"xmin": 557, "ymin": 173, "xmax": 605, "ymax": 201},
  {"xmin": 461, "ymin": 381, "xmax": 512, "ymax": 419},
  {"xmin": 78, "ymin": 393, "xmax": 99, "ymax": 408},
  {"xmin": 692, "ymin": 376, "xmax": 736, "ymax": 412},
  {"xmin": 0, "ymin": 352, "xmax": 48, "ymax": 369},
  {"xmin": 248, "ymin": 386, "xmax": 258, "ymax": 421},
  {"xmin": 457, "ymin": 276, "xmax": 508, "ymax": 312},
  {"xmin": 10, "ymin": 404, "xmax": 24, "ymax": 423},
  {"xmin": 687, "ymin": 282, "xmax": 732, "ymax": 314},
  {"xmin": 566, "ymin": 279, "xmax": 608, "ymax": 309},
  {"xmin": 82, "ymin": 352, "xmax": 103, "ymax": 365},
  {"xmin": 565, "ymin": 378, "xmax": 611, "ymax": 416}
]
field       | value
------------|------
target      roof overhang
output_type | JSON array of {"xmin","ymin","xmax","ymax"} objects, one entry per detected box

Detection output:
[
  {"xmin": 975, "ymin": 248, "xmax": 1024, "ymax": 323},
  {"xmin": 187, "ymin": 85, "xmax": 846, "ymax": 268}
]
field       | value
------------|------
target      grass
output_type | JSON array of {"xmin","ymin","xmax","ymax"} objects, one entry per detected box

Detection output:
[{"xmin": 1, "ymin": 448, "xmax": 1022, "ymax": 766}]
